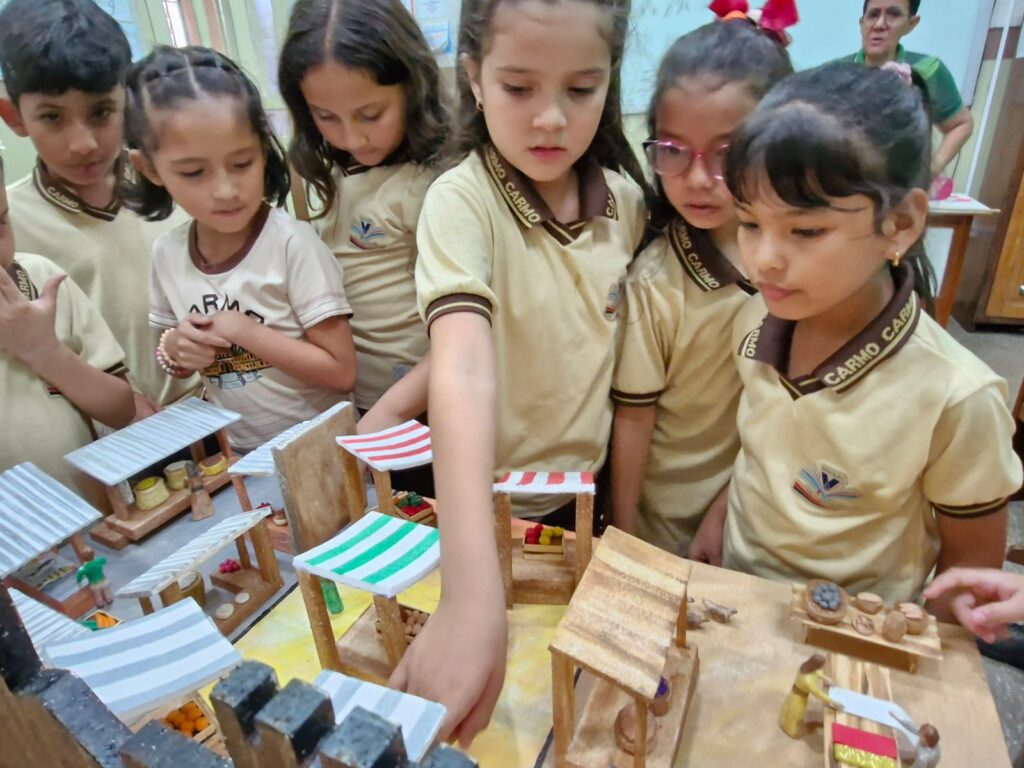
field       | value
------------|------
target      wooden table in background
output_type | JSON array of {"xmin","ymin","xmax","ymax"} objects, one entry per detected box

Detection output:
[{"xmin": 929, "ymin": 195, "xmax": 999, "ymax": 327}]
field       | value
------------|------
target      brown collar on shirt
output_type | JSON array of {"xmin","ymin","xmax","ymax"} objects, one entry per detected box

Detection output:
[
  {"xmin": 479, "ymin": 143, "xmax": 618, "ymax": 245},
  {"xmin": 33, "ymin": 159, "xmax": 122, "ymax": 222},
  {"xmin": 6, "ymin": 261, "xmax": 38, "ymax": 300},
  {"xmin": 188, "ymin": 203, "xmax": 271, "ymax": 275},
  {"xmin": 667, "ymin": 218, "xmax": 756, "ymax": 295},
  {"xmin": 737, "ymin": 261, "xmax": 921, "ymax": 399}
]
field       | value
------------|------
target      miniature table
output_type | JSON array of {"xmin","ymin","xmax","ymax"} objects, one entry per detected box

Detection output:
[
  {"xmin": 114, "ymin": 508, "xmax": 282, "ymax": 636},
  {"xmin": 238, "ymin": 524, "xmax": 1013, "ymax": 768},
  {"xmin": 0, "ymin": 462, "xmax": 103, "ymax": 615},
  {"xmin": 928, "ymin": 194, "xmax": 999, "ymax": 327},
  {"xmin": 64, "ymin": 398, "xmax": 246, "ymax": 546}
]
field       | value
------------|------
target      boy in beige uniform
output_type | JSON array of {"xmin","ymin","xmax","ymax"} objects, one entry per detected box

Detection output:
[
  {"xmin": 0, "ymin": 0, "xmax": 196, "ymax": 415},
  {"xmin": 315, "ymin": 162, "xmax": 433, "ymax": 411},
  {"xmin": 0, "ymin": 157, "xmax": 134, "ymax": 507},
  {"xmin": 417, "ymin": 145, "xmax": 646, "ymax": 517},
  {"xmin": 725, "ymin": 264, "xmax": 1023, "ymax": 603},
  {"xmin": 612, "ymin": 218, "xmax": 756, "ymax": 552}
]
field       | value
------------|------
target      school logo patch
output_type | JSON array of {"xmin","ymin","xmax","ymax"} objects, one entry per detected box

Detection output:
[
  {"xmin": 350, "ymin": 218, "xmax": 386, "ymax": 250},
  {"xmin": 604, "ymin": 280, "xmax": 624, "ymax": 321},
  {"xmin": 793, "ymin": 464, "xmax": 860, "ymax": 510}
]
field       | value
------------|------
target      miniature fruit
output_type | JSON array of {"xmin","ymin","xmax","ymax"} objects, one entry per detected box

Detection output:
[
  {"xmin": 853, "ymin": 592, "xmax": 883, "ymax": 615},
  {"xmin": 882, "ymin": 610, "xmax": 908, "ymax": 643}
]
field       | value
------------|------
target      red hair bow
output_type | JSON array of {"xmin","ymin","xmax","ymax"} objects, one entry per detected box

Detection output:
[{"xmin": 709, "ymin": 0, "xmax": 799, "ymax": 45}]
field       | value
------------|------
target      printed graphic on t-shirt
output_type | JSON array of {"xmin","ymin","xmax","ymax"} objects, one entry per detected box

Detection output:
[
  {"xmin": 604, "ymin": 279, "xmax": 624, "ymax": 321},
  {"xmin": 188, "ymin": 294, "xmax": 271, "ymax": 390},
  {"xmin": 350, "ymin": 217, "xmax": 386, "ymax": 250},
  {"xmin": 793, "ymin": 463, "xmax": 860, "ymax": 510}
]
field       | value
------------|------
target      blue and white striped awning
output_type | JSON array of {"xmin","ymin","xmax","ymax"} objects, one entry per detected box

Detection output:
[
  {"xmin": 314, "ymin": 670, "xmax": 445, "ymax": 762},
  {"xmin": 11, "ymin": 588, "xmax": 90, "ymax": 650},
  {"xmin": 64, "ymin": 398, "xmax": 241, "ymax": 486},
  {"xmin": 0, "ymin": 462, "xmax": 102, "ymax": 577},
  {"xmin": 41, "ymin": 598, "xmax": 242, "ymax": 723},
  {"xmin": 229, "ymin": 401, "xmax": 353, "ymax": 477},
  {"xmin": 115, "ymin": 509, "xmax": 271, "ymax": 599},
  {"xmin": 293, "ymin": 512, "xmax": 439, "ymax": 598}
]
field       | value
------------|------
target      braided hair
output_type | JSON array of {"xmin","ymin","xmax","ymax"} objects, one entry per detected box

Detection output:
[{"xmin": 121, "ymin": 46, "xmax": 290, "ymax": 221}]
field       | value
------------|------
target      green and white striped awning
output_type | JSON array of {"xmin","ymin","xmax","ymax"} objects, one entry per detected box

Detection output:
[{"xmin": 292, "ymin": 512, "xmax": 439, "ymax": 598}]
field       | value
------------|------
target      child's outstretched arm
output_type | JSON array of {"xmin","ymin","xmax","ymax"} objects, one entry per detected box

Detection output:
[
  {"xmin": 358, "ymin": 353, "xmax": 430, "ymax": 434},
  {"xmin": 610, "ymin": 404, "xmax": 655, "ymax": 534},
  {"xmin": 389, "ymin": 311, "xmax": 507, "ymax": 747},
  {"xmin": 0, "ymin": 269, "xmax": 134, "ymax": 428},
  {"xmin": 924, "ymin": 567, "xmax": 1024, "ymax": 642},
  {"xmin": 688, "ymin": 480, "xmax": 729, "ymax": 566},
  {"xmin": 928, "ymin": 506, "xmax": 1008, "ymax": 624},
  {"xmin": 210, "ymin": 312, "xmax": 356, "ymax": 393}
]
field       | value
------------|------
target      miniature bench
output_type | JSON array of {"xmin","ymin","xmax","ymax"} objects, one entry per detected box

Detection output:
[
  {"xmin": 337, "ymin": 420, "xmax": 432, "ymax": 520},
  {"xmin": 293, "ymin": 511, "xmax": 440, "ymax": 683},
  {"xmin": 113, "ymin": 508, "xmax": 282, "ymax": 636},
  {"xmin": 64, "ymin": 398, "xmax": 248, "ymax": 547},
  {"xmin": 493, "ymin": 471, "xmax": 595, "ymax": 607}
]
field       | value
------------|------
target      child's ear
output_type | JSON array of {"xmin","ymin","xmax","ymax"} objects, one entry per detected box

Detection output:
[
  {"xmin": 907, "ymin": 15, "xmax": 921, "ymax": 34},
  {"xmin": 460, "ymin": 54, "xmax": 484, "ymax": 108},
  {"xmin": 128, "ymin": 149, "xmax": 163, "ymax": 187},
  {"xmin": 888, "ymin": 188, "xmax": 928, "ymax": 255},
  {"xmin": 0, "ymin": 99, "xmax": 28, "ymax": 137}
]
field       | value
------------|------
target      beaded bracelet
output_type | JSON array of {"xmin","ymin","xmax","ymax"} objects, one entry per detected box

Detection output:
[{"xmin": 156, "ymin": 329, "xmax": 195, "ymax": 378}]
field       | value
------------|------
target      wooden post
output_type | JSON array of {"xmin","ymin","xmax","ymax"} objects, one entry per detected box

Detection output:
[
  {"xmin": 632, "ymin": 698, "xmax": 648, "ymax": 768},
  {"xmin": 139, "ymin": 596, "xmax": 155, "ymax": 615},
  {"xmin": 675, "ymin": 583, "xmax": 688, "ymax": 649},
  {"xmin": 158, "ymin": 580, "xmax": 184, "ymax": 610},
  {"xmin": 373, "ymin": 595, "xmax": 407, "ymax": 668},
  {"xmin": 249, "ymin": 525, "xmax": 282, "ymax": 588},
  {"xmin": 551, "ymin": 650, "xmax": 575, "ymax": 767},
  {"xmin": 216, "ymin": 430, "xmax": 253, "ymax": 511},
  {"xmin": 371, "ymin": 469, "xmax": 394, "ymax": 516},
  {"xmin": 338, "ymin": 445, "xmax": 367, "ymax": 522},
  {"xmin": 190, "ymin": 442, "xmax": 207, "ymax": 464},
  {"xmin": 933, "ymin": 215, "xmax": 972, "ymax": 327},
  {"xmin": 296, "ymin": 570, "xmax": 342, "ymax": 671},
  {"xmin": 494, "ymin": 492, "xmax": 513, "ymax": 608},
  {"xmin": 68, "ymin": 534, "xmax": 94, "ymax": 564},
  {"xmin": 234, "ymin": 535, "xmax": 253, "ymax": 571},
  {"xmin": 105, "ymin": 484, "xmax": 131, "ymax": 521},
  {"xmin": 574, "ymin": 492, "xmax": 594, "ymax": 587}
]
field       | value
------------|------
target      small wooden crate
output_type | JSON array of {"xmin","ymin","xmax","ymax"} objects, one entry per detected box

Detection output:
[{"xmin": 134, "ymin": 695, "xmax": 218, "ymax": 745}]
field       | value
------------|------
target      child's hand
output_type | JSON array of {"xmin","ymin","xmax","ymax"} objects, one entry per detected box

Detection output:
[
  {"xmin": 0, "ymin": 268, "xmax": 65, "ymax": 369},
  {"xmin": 390, "ymin": 589, "xmax": 508, "ymax": 747},
  {"xmin": 169, "ymin": 315, "xmax": 229, "ymax": 370},
  {"xmin": 208, "ymin": 310, "xmax": 255, "ymax": 343},
  {"xmin": 131, "ymin": 393, "xmax": 161, "ymax": 422},
  {"xmin": 924, "ymin": 567, "xmax": 1024, "ymax": 642},
  {"xmin": 687, "ymin": 483, "xmax": 729, "ymax": 566}
]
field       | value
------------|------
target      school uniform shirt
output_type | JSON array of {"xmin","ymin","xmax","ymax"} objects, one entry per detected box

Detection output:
[
  {"xmin": 149, "ymin": 205, "xmax": 353, "ymax": 452},
  {"xmin": 611, "ymin": 218, "xmax": 756, "ymax": 553},
  {"xmin": 416, "ymin": 145, "xmax": 647, "ymax": 517},
  {"xmin": 723, "ymin": 263, "xmax": 1022, "ymax": 602},
  {"xmin": 836, "ymin": 45, "xmax": 963, "ymax": 123},
  {"xmin": 314, "ymin": 162, "xmax": 434, "ymax": 410},
  {"xmin": 7, "ymin": 161, "xmax": 197, "ymax": 405},
  {"xmin": 0, "ymin": 253, "xmax": 127, "ymax": 507}
]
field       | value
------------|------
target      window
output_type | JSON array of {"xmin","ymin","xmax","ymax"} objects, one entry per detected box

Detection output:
[{"xmin": 161, "ymin": 0, "xmax": 192, "ymax": 47}]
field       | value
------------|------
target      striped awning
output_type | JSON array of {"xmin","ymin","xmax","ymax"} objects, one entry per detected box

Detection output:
[
  {"xmin": 115, "ymin": 509, "xmax": 271, "ymax": 599},
  {"xmin": 314, "ymin": 670, "xmax": 445, "ymax": 762},
  {"xmin": 0, "ymin": 462, "xmax": 102, "ymax": 577},
  {"xmin": 336, "ymin": 421, "xmax": 431, "ymax": 472},
  {"xmin": 493, "ymin": 471, "xmax": 595, "ymax": 495},
  {"xmin": 41, "ymin": 598, "xmax": 242, "ymax": 723},
  {"xmin": 11, "ymin": 588, "xmax": 90, "ymax": 650},
  {"xmin": 64, "ymin": 398, "xmax": 241, "ymax": 486},
  {"xmin": 293, "ymin": 511, "xmax": 439, "ymax": 598},
  {"xmin": 229, "ymin": 401, "xmax": 352, "ymax": 477}
]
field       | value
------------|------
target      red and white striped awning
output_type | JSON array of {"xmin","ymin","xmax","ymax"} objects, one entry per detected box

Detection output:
[
  {"xmin": 337, "ymin": 420, "xmax": 432, "ymax": 472},
  {"xmin": 493, "ymin": 471, "xmax": 594, "ymax": 495}
]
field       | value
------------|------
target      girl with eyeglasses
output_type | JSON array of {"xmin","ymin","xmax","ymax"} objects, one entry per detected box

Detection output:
[{"xmin": 610, "ymin": 3, "xmax": 794, "ymax": 560}]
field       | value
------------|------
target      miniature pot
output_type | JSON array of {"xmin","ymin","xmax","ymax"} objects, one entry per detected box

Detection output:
[
  {"xmin": 164, "ymin": 461, "xmax": 188, "ymax": 490},
  {"xmin": 134, "ymin": 477, "xmax": 170, "ymax": 510},
  {"xmin": 199, "ymin": 454, "xmax": 228, "ymax": 477}
]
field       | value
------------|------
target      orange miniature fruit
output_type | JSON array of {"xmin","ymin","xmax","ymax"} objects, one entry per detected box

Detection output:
[
  {"xmin": 179, "ymin": 720, "xmax": 195, "ymax": 736},
  {"xmin": 166, "ymin": 710, "xmax": 186, "ymax": 727},
  {"xmin": 183, "ymin": 702, "xmax": 203, "ymax": 719},
  {"xmin": 194, "ymin": 717, "xmax": 210, "ymax": 731}
]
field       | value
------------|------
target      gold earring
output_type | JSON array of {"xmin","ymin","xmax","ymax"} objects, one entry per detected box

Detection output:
[
  {"xmin": 892, "ymin": 250, "xmax": 902, "ymax": 267},
  {"xmin": 475, "ymin": 99, "xmax": 483, "ymax": 112}
]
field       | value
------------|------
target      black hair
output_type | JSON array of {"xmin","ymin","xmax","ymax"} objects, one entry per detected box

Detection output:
[
  {"xmin": 121, "ymin": 46, "xmax": 290, "ymax": 222},
  {"xmin": 454, "ymin": 0, "xmax": 654, "ymax": 211},
  {"xmin": 862, "ymin": 0, "xmax": 921, "ymax": 15},
  {"xmin": 725, "ymin": 61, "xmax": 935, "ymax": 310},
  {"xmin": 0, "ymin": 0, "xmax": 132, "ymax": 104},
  {"xmin": 646, "ymin": 18, "xmax": 794, "ymax": 229},
  {"xmin": 279, "ymin": 0, "xmax": 449, "ymax": 211}
]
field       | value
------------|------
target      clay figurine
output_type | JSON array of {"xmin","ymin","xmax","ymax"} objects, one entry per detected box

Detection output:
[
  {"xmin": 702, "ymin": 598, "xmax": 737, "ymax": 623},
  {"xmin": 805, "ymin": 579, "xmax": 848, "ymax": 625},
  {"xmin": 651, "ymin": 677, "xmax": 672, "ymax": 717},
  {"xmin": 687, "ymin": 610, "xmax": 708, "ymax": 629},
  {"xmin": 76, "ymin": 554, "xmax": 113, "ymax": 607},
  {"xmin": 614, "ymin": 701, "xmax": 657, "ymax": 755},
  {"xmin": 891, "ymin": 711, "xmax": 941, "ymax": 768},
  {"xmin": 187, "ymin": 461, "xmax": 214, "ymax": 521},
  {"xmin": 779, "ymin": 654, "xmax": 843, "ymax": 739}
]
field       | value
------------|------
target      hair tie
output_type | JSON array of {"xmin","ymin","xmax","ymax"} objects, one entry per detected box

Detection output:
[
  {"xmin": 881, "ymin": 61, "xmax": 913, "ymax": 86},
  {"xmin": 709, "ymin": 0, "xmax": 799, "ymax": 46}
]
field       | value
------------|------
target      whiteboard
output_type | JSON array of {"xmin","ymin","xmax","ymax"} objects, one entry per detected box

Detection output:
[{"xmin": 621, "ymin": 0, "xmax": 994, "ymax": 114}]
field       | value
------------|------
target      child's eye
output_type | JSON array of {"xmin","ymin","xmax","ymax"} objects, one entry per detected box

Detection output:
[
  {"xmin": 737, "ymin": 220, "xmax": 759, "ymax": 231},
  {"xmin": 314, "ymin": 111, "xmax": 337, "ymax": 123},
  {"xmin": 792, "ymin": 227, "xmax": 826, "ymax": 238},
  {"xmin": 39, "ymin": 113, "xmax": 61, "ymax": 125},
  {"xmin": 502, "ymin": 84, "xmax": 530, "ymax": 96},
  {"xmin": 358, "ymin": 111, "xmax": 383, "ymax": 123},
  {"xmin": 179, "ymin": 169, "xmax": 204, "ymax": 179},
  {"xmin": 569, "ymin": 86, "xmax": 597, "ymax": 97},
  {"xmin": 93, "ymin": 107, "xmax": 113, "ymax": 120},
  {"xmin": 233, "ymin": 159, "xmax": 255, "ymax": 170}
]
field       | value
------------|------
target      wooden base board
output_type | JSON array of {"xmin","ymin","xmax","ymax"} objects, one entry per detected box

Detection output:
[
  {"xmin": 263, "ymin": 516, "xmax": 294, "ymax": 554},
  {"xmin": 791, "ymin": 585, "xmax": 941, "ymax": 673},
  {"xmin": 824, "ymin": 655, "xmax": 904, "ymax": 768},
  {"xmin": 88, "ymin": 520, "xmax": 129, "ymax": 550},
  {"xmin": 513, "ymin": 537, "xmax": 576, "ymax": 605},
  {"xmin": 207, "ymin": 567, "xmax": 281, "ymax": 636},
  {"xmin": 566, "ymin": 645, "xmax": 699, "ymax": 768},
  {"xmin": 104, "ymin": 461, "xmax": 238, "ymax": 542}
]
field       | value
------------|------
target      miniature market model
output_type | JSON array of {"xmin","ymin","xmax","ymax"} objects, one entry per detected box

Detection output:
[
  {"xmin": 549, "ymin": 526, "xmax": 698, "ymax": 768},
  {"xmin": 0, "ymin": 462, "xmax": 103, "ymax": 616},
  {"xmin": 114, "ymin": 508, "xmax": 282, "ymax": 636},
  {"xmin": 494, "ymin": 471, "xmax": 595, "ymax": 607},
  {"xmin": 63, "ymin": 398, "xmax": 249, "ymax": 547},
  {"xmin": 791, "ymin": 581, "xmax": 942, "ymax": 672},
  {"xmin": 293, "ymin": 511, "xmax": 440, "ymax": 683}
]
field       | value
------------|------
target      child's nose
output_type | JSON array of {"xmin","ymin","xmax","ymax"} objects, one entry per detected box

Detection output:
[
  {"xmin": 533, "ymin": 100, "xmax": 568, "ymax": 132},
  {"xmin": 68, "ymin": 122, "xmax": 99, "ymax": 155}
]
